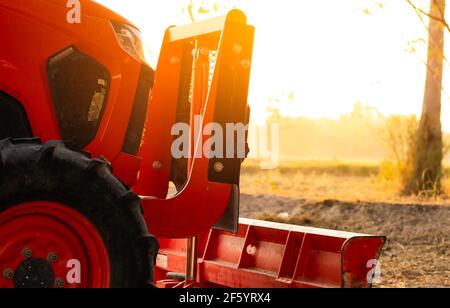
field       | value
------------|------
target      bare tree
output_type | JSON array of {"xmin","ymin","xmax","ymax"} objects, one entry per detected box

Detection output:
[{"xmin": 406, "ymin": 0, "xmax": 446, "ymax": 194}]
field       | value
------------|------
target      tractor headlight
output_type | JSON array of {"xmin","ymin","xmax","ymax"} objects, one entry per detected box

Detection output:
[{"xmin": 112, "ymin": 22, "xmax": 146, "ymax": 63}]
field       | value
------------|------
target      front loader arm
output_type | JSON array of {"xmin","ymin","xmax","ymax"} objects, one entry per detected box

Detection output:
[
  {"xmin": 135, "ymin": 10, "xmax": 254, "ymax": 238},
  {"xmin": 133, "ymin": 11, "xmax": 385, "ymax": 289}
]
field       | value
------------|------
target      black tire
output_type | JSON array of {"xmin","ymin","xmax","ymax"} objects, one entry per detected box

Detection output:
[{"xmin": 0, "ymin": 138, "xmax": 159, "ymax": 288}]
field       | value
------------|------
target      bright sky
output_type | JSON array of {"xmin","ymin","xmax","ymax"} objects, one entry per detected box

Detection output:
[{"xmin": 96, "ymin": 0, "xmax": 450, "ymax": 130}]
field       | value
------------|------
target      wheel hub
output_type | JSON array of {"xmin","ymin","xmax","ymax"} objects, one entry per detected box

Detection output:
[
  {"xmin": 0, "ymin": 202, "xmax": 111, "ymax": 288},
  {"xmin": 14, "ymin": 258, "xmax": 55, "ymax": 289}
]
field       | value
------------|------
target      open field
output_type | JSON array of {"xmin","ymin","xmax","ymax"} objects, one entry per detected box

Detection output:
[{"xmin": 239, "ymin": 161, "xmax": 450, "ymax": 288}]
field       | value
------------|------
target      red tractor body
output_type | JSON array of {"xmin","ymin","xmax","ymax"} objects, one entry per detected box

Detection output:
[
  {"xmin": 0, "ymin": 0, "xmax": 385, "ymax": 288},
  {"xmin": 0, "ymin": 0, "xmax": 147, "ymax": 182}
]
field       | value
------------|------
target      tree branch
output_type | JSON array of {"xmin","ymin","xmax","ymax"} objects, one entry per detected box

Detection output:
[{"xmin": 405, "ymin": 0, "xmax": 450, "ymax": 32}]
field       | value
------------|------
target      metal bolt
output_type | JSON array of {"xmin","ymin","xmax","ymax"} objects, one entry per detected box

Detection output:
[
  {"xmin": 240, "ymin": 59, "xmax": 251, "ymax": 70},
  {"xmin": 232, "ymin": 43, "xmax": 243, "ymax": 55},
  {"xmin": 47, "ymin": 253, "xmax": 58, "ymax": 263},
  {"xmin": 153, "ymin": 161, "xmax": 163, "ymax": 170},
  {"xmin": 170, "ymin": 56, "xmax": 180, "ymax": 65},
  {"xmin": 2, "ymin": 269, "xmax": 14, "ymax": 280},
  {"xmin": 55, "ymin": 278, "xmax": 65, "ymax": 289},
  {"xmin": 21, "ymin": 248, "xmax": 32, "ymax": 259},
  {"xmin": 214, "ymin": 162, "xmax": 224, "ymax": 173},
  {"xmin": 246, "ymin": 245, "xmax": 257, "ymax": 256}
]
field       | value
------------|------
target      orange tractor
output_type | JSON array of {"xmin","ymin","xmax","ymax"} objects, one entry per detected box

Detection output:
[{"xmin": 0, "ymin": 0, "xmax": 385, "ymax": 288}]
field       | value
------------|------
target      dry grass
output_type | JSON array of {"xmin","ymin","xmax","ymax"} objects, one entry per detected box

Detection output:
[
  {"xmin": 242, "ymin": 160, "xmax": 450, "ymax": 205},
  {"xmin": 239, "ymin": 160, "xmax": 450, "ymax": 288}
]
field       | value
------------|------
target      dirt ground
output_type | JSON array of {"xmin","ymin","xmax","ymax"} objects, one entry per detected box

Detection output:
[{"xmin": 239, "ymin": 168, "xmax": 450, "ymax": 288}]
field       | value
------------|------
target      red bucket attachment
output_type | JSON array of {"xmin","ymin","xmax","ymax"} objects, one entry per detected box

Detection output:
[{"xmin": 155, "ymin": 218, "xmax": 386, "ymax": 288}]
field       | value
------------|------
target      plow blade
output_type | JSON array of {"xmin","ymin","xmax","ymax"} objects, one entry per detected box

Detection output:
[{"xmin": 155, "ymin": 218, "xmax": 386, "ymax": 288}]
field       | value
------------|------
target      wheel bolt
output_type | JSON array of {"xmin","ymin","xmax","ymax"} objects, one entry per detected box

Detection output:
[
  {"xmin": 21, "ymin": 248, "xmax": 32, "ymax": 259},
  {"xmin": 47, "ymin": 253, "xmax": 58, "ymax": 263},
  {"xmin": 55, "ymin": 278, "xmax": 65, "ymax": 288},
  {"xmin": 214, "ymin": 162, "xmax": 224, "ymax": 173},
  {"xmin": 2, "ymin": 269, "xmax": 14, "ymax": 280},
  {"xmin": 152, "ymin": 161, "xmax": 163, "ymax": 170}
]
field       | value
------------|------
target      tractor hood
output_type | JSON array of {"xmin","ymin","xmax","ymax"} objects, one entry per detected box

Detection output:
[
  {"xmin": 48, "ymin": 0, "xmax": 139, "ymax": 28},
  {"xmin": 0, "ymin": 0, "xmax": 139, "ymax": 30}
]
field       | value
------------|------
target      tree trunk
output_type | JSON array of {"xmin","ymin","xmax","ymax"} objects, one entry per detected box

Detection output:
[{"xmin": 407, "ymin": 0, "xmax": 446, "ymax": 194}]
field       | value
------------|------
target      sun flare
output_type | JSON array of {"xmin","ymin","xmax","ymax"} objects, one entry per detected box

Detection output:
[{"xmin": 96, "ymin": 0, "xmax": 450, "ymax": 130}]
